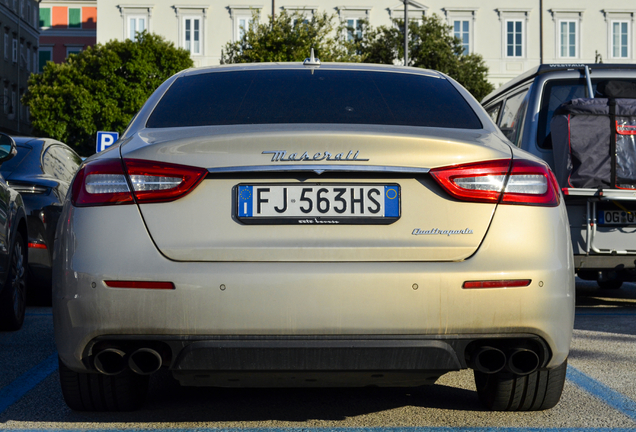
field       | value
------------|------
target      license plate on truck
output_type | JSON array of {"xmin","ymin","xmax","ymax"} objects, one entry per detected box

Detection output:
[
  {"xmin": 236, "ymin": 183, "xmax": 400, "ymax": 225},
  {"xmin": 598, "ymin": 210, "xmax": 636, "ymax": 225}
]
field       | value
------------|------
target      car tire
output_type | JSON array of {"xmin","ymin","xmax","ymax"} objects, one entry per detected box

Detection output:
[
  {"xmin": 0, "ymin": 232, "xmax": 27, "ymax": 331},
  {"xmin": 474, "ymin": 359, "xmax": 567, "ymax": 411},
  {"xmin": 597, "ymin": 279, "xmax": 623, "ymax": 290},
  {"xmin": 58, "ymin": 357, "xmax": 149, "ymax": 411}
]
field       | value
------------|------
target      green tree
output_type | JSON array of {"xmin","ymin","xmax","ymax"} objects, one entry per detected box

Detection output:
[
  {"xmin": 221, "ymin": 10, "xmax": 361, "ymax": 64},
  {"xmin": 359, "ymin": 14, "xmax": 494, "ymax": 100},
  {"xmin": 23, "ymin": 32, "xmax": 193, "ymax": 155}
]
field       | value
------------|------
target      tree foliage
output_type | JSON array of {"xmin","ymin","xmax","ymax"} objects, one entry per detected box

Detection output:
[
  {"xmin": 221, "ymin": 10, "xmax": 361, "ymax": 64},
  {"xmin": 23, "ymin": 32, "xmax": 193, "ymax": 155},
  {"xmin": 359, "ymin": 14, "xmax": 494, "ymax": 101}
]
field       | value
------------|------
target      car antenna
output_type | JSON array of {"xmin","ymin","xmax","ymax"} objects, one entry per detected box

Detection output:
[{"xmin": 303, "ymin": 48, "xmax": 321, "ymax": 73}]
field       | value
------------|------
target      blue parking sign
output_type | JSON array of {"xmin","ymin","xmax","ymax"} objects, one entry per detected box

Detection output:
[{"xmin": 96, "ymin": 131, "xmax": 119, "ymax": 153}]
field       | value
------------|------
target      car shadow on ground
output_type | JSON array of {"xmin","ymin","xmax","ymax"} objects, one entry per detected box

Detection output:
[
  {"xmin": 574, "ymin": 279, "xmax": 636, "ymax": 336},
  {"xmin": 3, "ymin": 369, "xmax": 484, "ymax": 423}
]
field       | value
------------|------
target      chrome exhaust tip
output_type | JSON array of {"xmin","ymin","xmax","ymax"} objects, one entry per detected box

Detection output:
[
  {"xmin": 128, "ymin": 348, "xmax": 163, "ymax": 375},
  {"xmin": 506, "ymin": 348, "xmax": 540, "ymax": 375},
  {"xmin": 93, "ymin": 348, "xmax": 127, "ymax": 375},
  {"xmin": 470, "ymin": 346, "xmax": 506, "ymax": 374}
]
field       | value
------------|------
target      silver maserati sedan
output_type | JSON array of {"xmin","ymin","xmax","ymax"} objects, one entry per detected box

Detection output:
[{"xmin": 52, "ymin": 62, "xmax": 575, "ymax": 412}]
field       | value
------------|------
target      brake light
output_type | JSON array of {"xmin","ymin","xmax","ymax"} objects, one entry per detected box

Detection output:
[
  {"xmin": 71, "ymin": 158, "xmax": 208, "ymax": 207},
  {"xmin": 430, "ymin": 159, "xmax": 560, "ymax": 207}
]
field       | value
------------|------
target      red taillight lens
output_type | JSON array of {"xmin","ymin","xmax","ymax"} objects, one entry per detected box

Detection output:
[
  {"xmin": 71, "ymin": 158, "xmax": 208, "ymax": 207},
  {"xmin": 72, "ymin": 159, "xmax": 134, "ymax": 207},
  {"xmin": 28, "ymin": 242, "xmax": 47, "ymax": 249},
  {"xmin": 463, "ymin": 279, "xmax": 531, "ymax": 289},
  {"xmin": 123, "ymin": 159, "xmax": 208, "ymax": 204},
  {"xmin": 430, "ymin": 159, "xmax": 560, "ymax": 207}
]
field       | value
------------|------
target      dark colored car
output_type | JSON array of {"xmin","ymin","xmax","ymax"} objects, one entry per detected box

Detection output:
[
  {"xmin": 0, "ymin": 133, "xmax": 29, "ymax": 330},
  {"xmin": 0, "ymin": 137, "xmax": 82, "ymax": 304}
]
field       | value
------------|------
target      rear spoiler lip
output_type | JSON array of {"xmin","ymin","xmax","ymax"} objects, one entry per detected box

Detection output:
[{"xmin": 207, "ymin": 164, "xmax": 431, "ymax": 175}]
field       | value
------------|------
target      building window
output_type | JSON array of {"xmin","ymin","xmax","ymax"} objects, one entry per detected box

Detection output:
[
  {"xmin": 612, "ymin": 20, "xmax": 629, "ymax": 58},
  {"xmin": 183, "ymin": 17, "xmax": 201, "ymax": 55},
  {"xmin": 26, "ymin": 45, "xmax": 30, "ymax": 70},
  {"xmin": 229, "ymin": 6, "xmax": 260, "ymax": 42},
  {"xmin": 128, "ymin": 16, "xmax": 146, "ymax": 41},
  {"xmin": 505, "ymin": 20, "xmax": 523, "ymax": 57},
  {"xmin": 38, "ymin": 48, "xmax": 52, "ymax": 72},
  {"xmin": 559, "ymin": 20, "xmax": 577, "ymax": 58},
  {"xmin": 3, "ymin": 87, "xmax": 7, "ymax": 115},
  {"xmin": 69, "ymin": 8, "xmax": 81, "ymax": 28},
  {"xmin": 345, "ymin": 18, "xmax": 363, "ymax": 41},
  {"xmin": 40, "ymin": 7, "xmax": 51, "ymax": 27},
  {"xmin": 66, "ymin": 46, "xmax": 82, "ymax": 58},
  {"xmin": 12, "ymin": 38, "xmax": 17, "ymax": 63},
  {"xmin": 3, "ymin": 34, "xmax": 7, "ymax": 60},
  {"xmin": 453, "ymin": 20, "xmax": 470, "ymax": 55},
  {"xmin": 235, "ymin": 15, "xmax": 252, "ymax": 41},
  {"xmin": 32, "ymin": 50, "xmax": 36, "ymax": 72}
]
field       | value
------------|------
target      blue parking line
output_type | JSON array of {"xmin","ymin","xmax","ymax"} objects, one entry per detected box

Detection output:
[
  {"xmin": 1, "ymin": 428, "xmax": 636, "ymax": 432},
  {"xmin": 0, "ymin": 352, "xmax": 58, "ymax": 415},
  {"xmin": 567, "ymin": 365, "xmax": 636, "ymax": 422}
]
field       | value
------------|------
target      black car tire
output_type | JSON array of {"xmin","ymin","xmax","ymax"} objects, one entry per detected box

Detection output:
[
  {"xmin": 58, "ymin": 357, "xmax": 150, "ymax": 411},
  {"xmin": 597, "ymin": 279, "xmax": 623, "ymax": 290},
  {"xmin": 474, "ymin": 359, "xmax": 567, "ymax": 411},
  {"xmin": 0, "ymin": 232, "xmax": 27, "ymax": 331}
]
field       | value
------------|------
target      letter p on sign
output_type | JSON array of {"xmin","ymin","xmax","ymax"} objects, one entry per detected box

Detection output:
[{"xmin": 96, "ymin": 131, "xmax": 120, "ymax": 153}]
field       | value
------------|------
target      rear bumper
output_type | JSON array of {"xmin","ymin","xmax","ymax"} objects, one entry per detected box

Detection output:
[
  {"xmin": 82, "ymin": 334, "xmax": 549, "ymax": 387},
  {"xmin": 53, "ymin": 201, "xmax": 575, "ymax": 374}
]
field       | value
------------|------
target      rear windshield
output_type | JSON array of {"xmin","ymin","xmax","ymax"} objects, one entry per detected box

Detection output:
[{"xmin": 146, "ymin": 69, "xmax": 483, "ymax": 129}]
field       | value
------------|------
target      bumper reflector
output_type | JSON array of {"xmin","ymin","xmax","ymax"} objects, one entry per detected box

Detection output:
[
  {"xmin": 463, "ymin": 279, "xmax": 531, "ymax": 289},
  {"xmin": 104, "ymin": 281, "xmax": 175, "ymax": 290}
]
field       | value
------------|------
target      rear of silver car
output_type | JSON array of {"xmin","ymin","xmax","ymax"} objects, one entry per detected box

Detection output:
[{"xmin": 53, "ymin": 64, "xmax": 574, "ymax": 412}]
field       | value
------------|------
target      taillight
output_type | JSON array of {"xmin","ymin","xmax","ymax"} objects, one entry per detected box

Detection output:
[
  {"xmin": 123, "ymin": 159, "xmax": 208, "ymax": 204},
  {"xmin": 430, "ymin": 159, "xmax": 560, "ymax": 207},
  {"xmin": 71, "ymin": 158, "xmax": 207, "ymax": 207},
  {"xmin": 7, "ymin": 182, "xmax": 51, "ymax": 194},
  {"xmin": 72, "ymin": 159, "xmax": 134, "ymax": 207}
]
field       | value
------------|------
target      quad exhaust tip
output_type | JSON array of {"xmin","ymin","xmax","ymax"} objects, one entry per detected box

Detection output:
[{"xmin": 469, "ymin": 344, "xmax": 541, "ymax": 376}]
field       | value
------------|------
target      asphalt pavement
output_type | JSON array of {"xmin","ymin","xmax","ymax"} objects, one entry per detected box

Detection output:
[{"xmin": 0, "ymin": 279, "xmax": 635, "ymax": 431}]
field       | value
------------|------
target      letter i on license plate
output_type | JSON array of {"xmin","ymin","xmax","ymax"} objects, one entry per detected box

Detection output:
[{"xmin": 236, "ymin": 183, "xmax": 400, "ymax": 225}]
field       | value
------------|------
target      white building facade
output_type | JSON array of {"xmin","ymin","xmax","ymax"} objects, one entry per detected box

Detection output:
[{"xmin": 96, "ymin": 0, "xmax": 636, "ymax": 87}]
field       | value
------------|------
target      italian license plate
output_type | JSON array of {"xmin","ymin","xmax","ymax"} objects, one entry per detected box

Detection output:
[
  {"xmin": 598, "ymin": 210, "xmax": 636, "ymax": 225},
  {"xmin": 236, "ymin": 183, "xmax": 400, "ymax": 225}
]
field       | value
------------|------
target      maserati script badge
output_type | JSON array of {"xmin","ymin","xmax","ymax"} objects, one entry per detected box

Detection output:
[{"xmin": 263, "ymin": 150, "xmax": 369, "ymax": 162}]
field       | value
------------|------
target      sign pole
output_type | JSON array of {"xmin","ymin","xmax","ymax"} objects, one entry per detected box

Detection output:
[{"xmin": 404, "ymin": 0, "xmax": 408, "ymax": 66}]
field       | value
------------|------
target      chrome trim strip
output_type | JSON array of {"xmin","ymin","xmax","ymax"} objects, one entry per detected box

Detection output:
[{"xmin": 207, "ymin": 165, "xmax": 431, "ymax": 175}]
